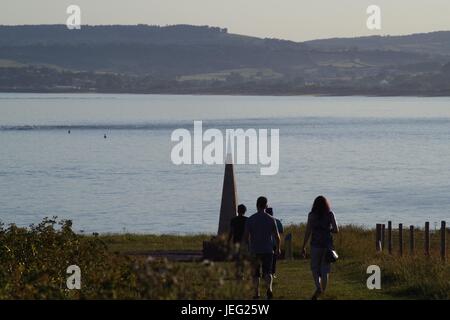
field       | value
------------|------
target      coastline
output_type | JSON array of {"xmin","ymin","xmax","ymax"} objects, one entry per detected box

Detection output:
[{"xmin": 2, "ymin": 90, "xmax": 450, "ymax": 98}]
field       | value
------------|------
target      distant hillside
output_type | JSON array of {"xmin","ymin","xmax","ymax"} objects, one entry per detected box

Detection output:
[
  {"xmin": 0, "ymin": 25, "xmax": 312, "ymax": 76},
  {"xmin": 1, "ymin": 25, "xmax": 450, "ymax": 95},
  {"xmin": 0, "ymin": 24, "xmax": 263, "ymax": 46},
  {"xmin": 305, "ymin": 31, "xmax": 450, "ymax": 56}
]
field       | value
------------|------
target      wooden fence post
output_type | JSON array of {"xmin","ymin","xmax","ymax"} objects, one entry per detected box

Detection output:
[
  {"xmin": 388, "ymin": 221, "xmax": 392, "ymax": 254},
  {"xmin": 376, "ymin": 224, "xmax": 382, "ymax": 252},
  {"xmin": 284, "ymin": 233, "xmax": 293, "ymax": 260},
  {"xmin": 381, "ymin": 224, "xmax": 386, "ymax": 250},
  {"xmin": 424, "ymin": 222, "xmax": 430, "ymax": 257},
  {"xmin": 441, "ymin": 221, "xmax": 447, "ymax": 262},
  {"xmin": 409, "ymin": 225, "xmax": 415, "ymax": 255},
  {"xmin": 399, "ymin": 223, "xmax": 403, "ymax": 256}
]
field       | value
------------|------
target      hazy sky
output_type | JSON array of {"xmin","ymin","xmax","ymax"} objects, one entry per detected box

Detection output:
[{"xmin": 2, "ymin": 0, "xmax": 450, "ymax": 41}]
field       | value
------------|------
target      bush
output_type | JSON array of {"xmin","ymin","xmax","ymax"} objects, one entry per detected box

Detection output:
[{"xmin": 0, "ymin": 218, "xmax": 251, "ymax": 299}]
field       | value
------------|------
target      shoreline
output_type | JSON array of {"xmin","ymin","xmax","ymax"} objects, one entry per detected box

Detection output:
[{"xmin": 2, "ymin": 90, "xmax": 450, "ymax": 98}]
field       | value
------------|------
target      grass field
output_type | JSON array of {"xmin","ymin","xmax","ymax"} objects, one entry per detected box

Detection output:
[
  {"xmin": 0, "ymin": 59, "xmax": 26, "ymax": 68},
  {"xmin": 0, "ymin": 219, "xmax": 448, "ymax": 299},
  {"xmin": 97, "ymin": 224, "xmax": 450, "ymax": 300},
  {"xmin": 177, "ymin": 68, "xmax": 283, "ymax": 82}
]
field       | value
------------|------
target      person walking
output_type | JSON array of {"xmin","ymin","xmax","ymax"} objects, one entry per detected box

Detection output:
[
  {"xmin": 243, "ymin": 197, "xmax": 281, "ymax": 300},
  {"xmin": 228, "ymin": 204, "xmax": 248, "ymax": 279},
  {"xmin": 228, "ymin": 204, "xmax": 248, "ymax": 245},
  {"xmin": 301, "ymin": 196, "xmax": 339, "ymax": 300}
]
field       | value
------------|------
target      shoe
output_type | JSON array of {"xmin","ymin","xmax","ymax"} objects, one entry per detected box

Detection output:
[
  {"xmin": 311, "ymin": 289, "xmax": 322, "ymax": 300},
  {"xmin": 266, "ymin": 290, "xmax": 273, "ymax": 300}
]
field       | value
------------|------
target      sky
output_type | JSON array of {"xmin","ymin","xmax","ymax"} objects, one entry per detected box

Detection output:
[{"xmin": 1, "ymin": 0, "xmax": 450, "ymax": 41}]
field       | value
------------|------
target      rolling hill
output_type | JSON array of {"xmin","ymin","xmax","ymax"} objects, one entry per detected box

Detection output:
[{"xmin": 1, "ymin": 25, "xmax": 450, "ymax": 95}]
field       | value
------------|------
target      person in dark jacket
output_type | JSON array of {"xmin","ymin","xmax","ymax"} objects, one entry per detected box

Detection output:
[
  {"xmin": 266, "ymin": 207, "xmax": 283, "ymax": 278},
  {"xmin": 228, "ymin": 204, "xmax": 248, "ymax": 279},
  {"xmin": 301, "ymin": 196, "xmax": 339, "ymax": 300},
  {"xmin": 228, "ymin": 204, "xmax": 248, "ymax": 245}
]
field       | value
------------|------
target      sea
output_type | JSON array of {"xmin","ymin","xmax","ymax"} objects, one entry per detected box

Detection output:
[{"xmin": 0, "ymin": 93, "xmax": 449, "ymax": 234}]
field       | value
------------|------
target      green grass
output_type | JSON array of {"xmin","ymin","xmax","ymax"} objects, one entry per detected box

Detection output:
[
  {"xmin": 1, "ymin": 219, "xmax": 447, "ymax": 299},
  {"xmin": 99, "ymin": 233, "xmax": 210, "ymax": 253},
  {"xmin": 96, "ymin": 224, "xmax": 449, "ymax": 300},
  {"xmin": 0, "ymin": 59, "xmax": 26, "ymax": 68},
  {"xmin": 272, "ymin": 260, "xmax": 399, "ymax": 300},
  {"xmin": 177, "ymin": 68, "xmax": 283, "ymax": 82}
]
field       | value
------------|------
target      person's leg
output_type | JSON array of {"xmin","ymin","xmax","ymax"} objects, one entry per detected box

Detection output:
[
  {"xmin": 263, "ymin": 273, "xmax": 273, "ymax": 299},
  {"xmin": 262, "ymin": 254, "xmax": 274, "ymax": 299},
  {"xmin": 253, "ymin": 277, "xmax": 260, "ymax": 298},
  {"xmin": 272, "ymin": 253, "xmax": 277, "ymax": 275},
  {"xmin": 320, "ymin": 257, "xmax": 331, "ymax": 293},
  {"xmin": 310, "ymin": 247, "xmax": 321, "ymax": 291},
  {"xmin": 252, "ymin": 255, "xmax": 262, "ymax": 298},
  {"xmin": 320, "ymin": 273, "xmax": 328, "ymax": 292},
  {"xmin": 310, "ymin": 247, "xmax": 324, "ymax": 299},
  {"xmin": 234, "ymin": 243, "xmax": 245, "ymax": 279}
]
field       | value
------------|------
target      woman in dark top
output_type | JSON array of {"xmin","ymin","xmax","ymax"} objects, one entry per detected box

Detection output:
[{"xmin": 301, "ymin": 196, "xmax": 339, "ymax": 300}]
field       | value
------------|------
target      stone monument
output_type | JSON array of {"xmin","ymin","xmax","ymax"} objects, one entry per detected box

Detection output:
[{"xmin": 217, "ymin": 142, "xmax": 237, "ymax": 235}]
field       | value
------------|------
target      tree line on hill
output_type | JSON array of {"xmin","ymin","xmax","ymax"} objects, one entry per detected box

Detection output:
[{"xmin": 1, "ymin": 25, "xmax": 450, "ymax": 95}]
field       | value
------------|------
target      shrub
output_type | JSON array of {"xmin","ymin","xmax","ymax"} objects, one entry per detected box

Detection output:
[{"xmin": 0, "ymin": 218, "xmax": 251, "ymax": 299}]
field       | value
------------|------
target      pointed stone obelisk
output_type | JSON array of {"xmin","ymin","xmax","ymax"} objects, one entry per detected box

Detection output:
[{"xmin": 217, "ymin": 136, "xmax": 238, "ymax": 235}]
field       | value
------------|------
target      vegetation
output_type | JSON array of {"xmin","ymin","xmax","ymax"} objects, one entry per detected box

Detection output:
[
  {"xmin": 0, "ymin": 218, "xmax": 448, "ymax": 299},
  {"xmin": 101, "ymin": 233, "xmax": 210, "ymax": 253},
  {"xmin": 282, "ymin": 224, "xmax": 450, "ymax": 300},
  {"xmin": 0, "ymin": 218, "xmax": 251, "ymax": 299},
  {"xmin": 1, "ymin": 25, "xmax": 450, "ymax": 95}
]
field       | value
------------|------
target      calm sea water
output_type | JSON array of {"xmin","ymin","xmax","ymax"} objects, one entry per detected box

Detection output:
[{"xmin": 0, "ymin": 93, "xmax": 449, "ymax": 234}]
